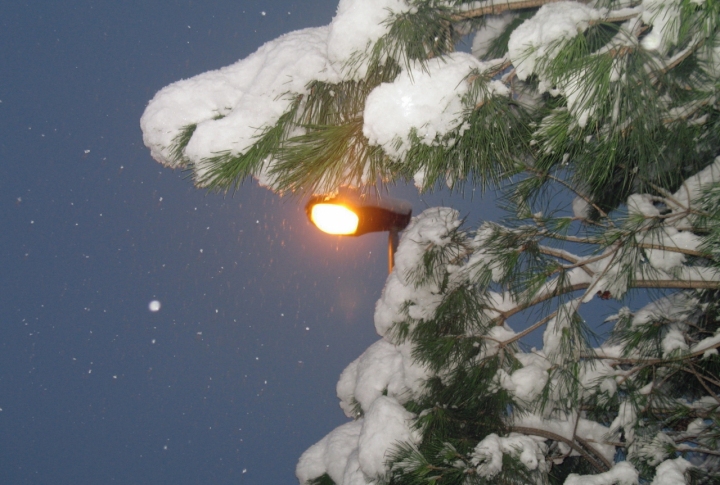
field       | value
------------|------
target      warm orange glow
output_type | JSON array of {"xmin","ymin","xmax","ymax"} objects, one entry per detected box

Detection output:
[{"xmin": 310, "ymin": 203, "xmax": 359, "ymax": 235}]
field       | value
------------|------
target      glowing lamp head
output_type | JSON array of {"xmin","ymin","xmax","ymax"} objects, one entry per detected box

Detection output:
[
  {"xmin": 305, "ymin": 188, "xmax": 412, "ymax": 273},
  {"xmin": 306, "ymin": 189, "xmax": 412, "ymax": 238},
  {"xmin": 309, "ymin": 203, "xmax": 359, "ymax": 235}
]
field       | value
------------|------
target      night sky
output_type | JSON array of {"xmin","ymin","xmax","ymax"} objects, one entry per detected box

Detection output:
[{"xmin": 0, "ymin": 2, "xmax": 503, "ymax": 484}]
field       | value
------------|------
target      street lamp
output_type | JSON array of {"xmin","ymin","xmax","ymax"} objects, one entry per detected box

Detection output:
[{"xmin": 305, "ymin": 188, "xmax": 412, "ymax": 273}]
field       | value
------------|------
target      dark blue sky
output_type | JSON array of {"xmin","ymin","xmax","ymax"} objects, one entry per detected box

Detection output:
[{"xmin": 0, "ymin": 2, "xmax": 502, "ymax": 484}]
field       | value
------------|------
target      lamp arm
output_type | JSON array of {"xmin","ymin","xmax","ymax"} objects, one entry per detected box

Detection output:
[{"xmin": 388, "ymin": 228, "xmax": 399, "ymax": 274}]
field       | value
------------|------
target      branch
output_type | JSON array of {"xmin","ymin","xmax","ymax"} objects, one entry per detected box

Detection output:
[
  {"xmin": 537, "ymin": 228, "xmax": 600, "ymax": 245},
  {"xmin": 537, "ymin": 246, "xmax": 581, "ymax": 264},
  {"xmin": 503, "ymin": 309, "xmax": 559, "ymax": 344},
  {"xmin": 646, "ymin": 181, "xmax": 688, "ymax": 211},
  {"xmin": 635, "ymin": 279, "xmax": 719, "ymax": 290},
  {"xmin": 500, "ymin": 283, "xmax": 589, "ymax": 321},
  {"xmin": 662, "ymin": 97, "xmax": 715, "ymax": 125},
  {"xmin": 589, "ymin": 339, "xmax": 720, "ymax": 364},
  {"xmin": 686, "ymin": 364, "xmax": 720, "ymax": 404},
  {"xmin": 529, "ymin": 168, "xmax": 612, "ymax": 222},
  {"xmin": 634, "ymin": 242, "xmax": 713, "ymax": 260},
  {"xmin": 675, "ymin": 445, "xmax": 720, "ymax": 457},
  {"xmin": 538, "ymin": 246, "xmax": 615, "ymax": 278},
  {"xmin": 452, "ymin": 0, "xmax": 568, "ymax": 20},
  {"xmin": 690, "ymin": 363, "xmax": 720, "ymax": 388},
  {"xmin": 599, "ymin": 9, "xmax": 641, "ymax": 24},
  {"xmin": 498, "ymin": 277, "xmax": 718, "ymax": 323},
  {"xmin": 510, "ymin": 426, "xmax": 611, "ymax": 472},
  {"xmin": 658, "ymin": 35, "xmax": 705, "ymax": 78},
  {"xmin": 468, "ymin": 59, "xmax": 513, "ymax": 87}
]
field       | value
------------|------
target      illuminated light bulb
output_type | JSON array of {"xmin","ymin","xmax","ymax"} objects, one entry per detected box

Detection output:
[{"xmin": 310, "ymin": 203, "xmax": 359, "ymax": 235}]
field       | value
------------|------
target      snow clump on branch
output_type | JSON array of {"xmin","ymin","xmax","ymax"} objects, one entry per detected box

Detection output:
[
  {"xmin": 140, "ymin": 27, "xmax": 340, "ymax": 184},
  {"xmin": 508, "ymin": 1, "xmax": 604, "ymax": 83},
  {"xmin": 296, "ymin": 396, "xmax": 420, "ymax": 484},
  {"xmin": 374, "ymin": 207, "xmax": 462, "ymax": 337},
  {"xmin": 363, "ymin": 53, "xmax": 509, "ymax": 160},
  {"xmin": 328, "ymin": 0, "xmax": 412, "ymax": 79}
]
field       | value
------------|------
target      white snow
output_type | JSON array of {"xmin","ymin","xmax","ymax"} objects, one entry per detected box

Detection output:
[
  {"xmin": 685, "ymin": 418, "xmax": 710, "ymax": 436},
  {"xmin": 640, "ymin": 0, "xmax": 682, "ymax": 53},
  {"xmin": 298, "ymin": 376, "xmax": 421, "ymax": 484},
  {"xmin": 358, "ymin": 396, "xmax": 420, "ymax": 480},
  {"xmin": 363, "ymin": 53, "xmax": 507, "ymax": 160},
  {"xmin": 661, "ymin": 326, "xmax": 689, "ymax": 355},
  {"xmin": 141, "ymin": 27, "xmax": 340, "ymax": 185},
  {"xmin": 327, "ymin": 0, "xmax": 412, "ymax": 79},
  {"xmin": 374, "ymin": 207, "xmax": 462, "ymax": 337},
  {"xmin": 477, "ymin": 323, "xmax": 518, "ymax": 360},
  {"xmin": 508, "ymin": 365, "xmax": 548, "ymax": 402},
  {"xmin": 508, "ymin": 2, "xmax": 603, "ymax": 82},
  {"xmin": 641, "ymin": 228, "xmax": 702, "ymax": 272},
  {"xmin": 507, "ymin": 1, "xmax": 610, "ymax": 126},
  {"xmin": 627, "ymin": 194, "xmax": 661, "ymax": 217},
  {"xmin": 514, "ymin": 413, "xmax": 616, "ymax": 464},
  {"xmin": 631, "ymin": 293, "xmax": 698, "ymax": 328},
  {"xmin": 148, "ymin": 300, "xmax": 161, "ymax": 312},
  {"xmin": 466, "ymin": 223, "xmax": 507, "ymax": 283},
  {"xmin": 296, "ymin": 420, "xmax": 363, "ymax": 485},
  {"xmin": 471, "ymin": 433, "xmax": 545, "ymax": 478},
  {"xmin": 339, "ymin": 450, "xmax": 370, "ymax": 485},
  {"xmin": 565, "ymin": 461, "xmax": 639, "ymax": 485},
  {"xmin": 669, "ymin": 156, "xmax": 720, "ymax": 213},
  {"xmin": 572, "ymin": 196, "xmax": 591, "ymax": 219},
  {"xmin": 609, "ymin": 401, "xmax": 637, "ymax": 443},
  {"xmin": 691, "ymin": 329, "xmax": 720, "ymax": 355},
  {"xmin": 471, "ymin": 13, "xmax": 517, "ymax": 59},
  {"xmin": 543, "ymin": 299, "xmax": 580, "ymax": 362},
  {"xmin": 580, "ymin": 359, "xmax": 618, "ymax": 398},
  {"xmin": 650, "ymin": 457, "xmax": 692, "ymax": 485},
  {"xmin": 631, "ymin": 432, "xmax": 674, "ymax": 467},
  {"xmin": 336, "ymin": 339, "xmax": 430, "ymax": 417}
]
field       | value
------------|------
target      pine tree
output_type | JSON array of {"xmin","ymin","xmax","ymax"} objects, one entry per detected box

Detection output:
[{"xmin": 141, "ymin": 0, "xmax": 720, "ymax": 484}]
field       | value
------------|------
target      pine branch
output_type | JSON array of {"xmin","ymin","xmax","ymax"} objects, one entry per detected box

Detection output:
[
  {"xmin": 684, "ymin": 364, "xmax": 720, "ymax": 404},
  {"xmin": 495, "ymin": 278, "xmax": 718, "ymax": 327},
  {"xmin": 502, "ymin": 309, "xmax": 559, "ymax": 344},
  {"xmin": 675, "ymin": 445, "xmax": 720, "ymax": 457},
  {"xmin": 589, "ymin": 339, "xmax": 720, "ymax": 364},
  {"xmin": 527, "ymin": 168, "xmax": 612, "ymax": 222},
  {"xmin": 510, "ymin": 426, "xmax": 611, "ymax": 472},
  {"xmin": 690, "ymin": 363, "xmax": 720, "ymax": 388},
  {"xmin": 537, "ymin": 246, "xmax": 595, "ymax": 276},
  {"xmin": 451, "ymin": 0, "xmax": 580, "ymax": 21},
  {"xmin": 634, "ymin": 279, "xmax": 720, "ymax": 290},
  {"xmin": 169, "ymin": 123, "xmax": 197, "ymax": 165},
  {"xmin": 654, "ymin": 36, "xmax": 706, "ymax": 82},
  {"xmin": 307, "ymin": 473, "xmax": 336, "ymax": 485},
  {"xmin": 195, "ymin": 96, "xmax": 302, "ymax": 192},
  {"xmin": 634, "ymin": 242, "xmax": 712, "ymax": 260},
  {"xmin": 537, "ymin": 230, "xmax": 601, "ymax": 245},
  {"xmin": 596, "ymin": 10, "xmax": 642, "ymax": 24}
]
